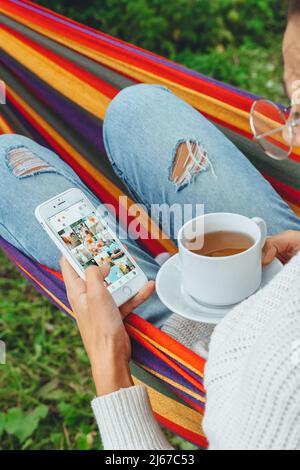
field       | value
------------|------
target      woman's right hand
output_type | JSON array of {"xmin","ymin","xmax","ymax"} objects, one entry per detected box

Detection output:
[
  {"xmin": 61, "ymin": 258, "xmax": 155, "ymax": 396},
  {"xmin": 262, "ymin": 230, "xmax": 300, "ymax": 265}
]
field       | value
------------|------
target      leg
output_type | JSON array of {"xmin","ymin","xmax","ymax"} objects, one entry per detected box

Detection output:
[
  {"xmin": 0, "ymin": 134, "xmax": 169, "ymax": 327},
  {"xmin": 103, "ymin": 84, "xmax": 300, "ymax": 238}
]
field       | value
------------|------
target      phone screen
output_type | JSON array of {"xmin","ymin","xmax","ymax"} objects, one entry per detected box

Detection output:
[{"xmin": 48, "ymin": 199, "xmax": 138, "ymax": 292}]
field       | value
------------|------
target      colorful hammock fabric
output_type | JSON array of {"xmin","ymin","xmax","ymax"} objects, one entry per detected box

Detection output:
[{"xmin": 1, "ymin": 0, "xmax": 300, "ymax": 449}]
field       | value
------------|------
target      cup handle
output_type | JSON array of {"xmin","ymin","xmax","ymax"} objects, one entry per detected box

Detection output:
[{"xmin": 252, "ymin": 217, "xmax": 267, "ymax": 247}]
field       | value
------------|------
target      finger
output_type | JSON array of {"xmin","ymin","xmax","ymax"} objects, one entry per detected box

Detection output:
[
  {"xmin": 262, "ymin": 240, "xmax": 278, "ymax": 266},
  {"xmin": 85, "ymin": 265, "xmax": 115, "ymax": 309},
  {"xmin": 120, "ymin": 280, "xmax": 155, "ymax": 318},
  {"xmin": 60, "ymin": 257, "xmax": 86, "ymax": 307},
  {"xmin": 100, "ymin": 262, "xmax": 110, "ymax": 280},
  {"xmin": 60, "ymin": 257, "xmax": 79, "ymax": 284}
]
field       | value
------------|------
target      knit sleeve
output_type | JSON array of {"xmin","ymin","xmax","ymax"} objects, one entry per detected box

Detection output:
[
  {"xmin": 161, "ymin": 314, "xmax": 215, "ymax": 359},
  {"xmin": 203, "ymin": 253, "xmax": 300, "ymax": 449},
  {"xmin": 91, "ymin": 384, "xmax": 174, "ymax": 450}
]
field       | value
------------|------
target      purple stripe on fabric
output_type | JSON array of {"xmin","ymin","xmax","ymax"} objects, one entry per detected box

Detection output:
[
  {"xmin": 131, "ymin": 340, "xmax": 205, "ymax": 399},
  {"xmin": 132, "ymin": 342, "xmax": 205, "ymax": 409},
  {"xmin": 5, "ymin": 96, "xmax": 50, "ymax": 147},
  {"xmin": 0, "ymin": 237, "xmax": 72, "ymax": 316},
  {"xmin": 172, "ymin": 358, "xmax": 204, "ymax": 383},
  {"xmin": 10, "ymin": 0, "xmax": 257, "ymax": 100},
  {"xmin": 2, "ymin": 52, "xmax": 106, "ymax": 155}
]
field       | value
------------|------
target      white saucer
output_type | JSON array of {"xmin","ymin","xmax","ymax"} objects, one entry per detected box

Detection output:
[{"xmin": 156, "ymin": 254, "xmax": 283, "ymax": 324}]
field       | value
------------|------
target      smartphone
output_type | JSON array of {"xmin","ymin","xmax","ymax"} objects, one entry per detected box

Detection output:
[{"xmin": 35, "ymin": 188, "xmax": 148, "ymax": 306}]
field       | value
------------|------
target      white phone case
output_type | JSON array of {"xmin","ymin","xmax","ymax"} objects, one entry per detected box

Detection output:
[{"xmin": 35, "ymin": 189, "xmax": 148, "ymax": 306}]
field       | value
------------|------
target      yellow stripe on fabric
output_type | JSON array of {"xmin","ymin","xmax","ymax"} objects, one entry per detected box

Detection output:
[
  {"xmin": 1, "ymin": 11, "xmax": 250, "ymax": 131},
  {"xmin": 133, "ymin": 377, "xmax": 205, "ymax": 437},
  {"xmin": 7, "ymin": 86, "xmax": 176, "ymax": 253},
  {"xmin": 4, "ymin": 8, "xmax": 300, "ymax": 161},
  {"xmin": 0, "ymin": 116, "xmax": 13, "ymax": 133},
  {"xmin": 1, "ymin": 28, "xmax": 110, "ymax": 120},
  {"xmin": 137, "ymin": 362, "xmax": 205, "ymax": 404},
  {"xmin": 129, "ymin": 325, "xmax": 204, "ymax": 378},
  {"xmin": 74, "ymin": 45, "xmax": 252, "ymax": 133}
]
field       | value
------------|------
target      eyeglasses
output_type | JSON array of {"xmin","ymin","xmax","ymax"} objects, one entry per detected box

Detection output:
[{"xmin": 250, "ymin": 99, "xmax": 300, "ymax": 160}]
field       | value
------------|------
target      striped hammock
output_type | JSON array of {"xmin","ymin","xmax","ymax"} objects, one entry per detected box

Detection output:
[{"xmin": 1, "ymin": 0, "xmax": 300, "ymax": 449}]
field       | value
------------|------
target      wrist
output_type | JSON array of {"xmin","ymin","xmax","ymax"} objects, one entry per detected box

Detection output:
[{"xmin": 91, "ymin": 355, "xmax": 133, "ymax": 396}]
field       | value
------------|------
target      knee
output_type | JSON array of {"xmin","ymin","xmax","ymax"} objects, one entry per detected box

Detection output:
[
  {"xmin": 0, "ymin": 133, "xmax": 34, "ymax": 149},
  {"xmin": 103, "ymin": 84, "xmax": 171, "ymax": 150}
]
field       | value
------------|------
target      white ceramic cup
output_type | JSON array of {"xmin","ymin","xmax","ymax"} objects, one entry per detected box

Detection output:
[{"xmin": 178, "ymin": 212, "xmax": 267, "ymax": 306}]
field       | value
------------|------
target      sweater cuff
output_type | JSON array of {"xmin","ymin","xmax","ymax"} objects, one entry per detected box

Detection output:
[{"xmin": 91, "ymin": 384, "xmax": 173, "ymax": 450}]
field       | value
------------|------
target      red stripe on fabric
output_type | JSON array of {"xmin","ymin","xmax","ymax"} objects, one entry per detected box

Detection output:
[
  {"xmin": 3, "ymin": 1, "xmax": 252, "ymax": 111},
  {"xmin": 127, "ymin": 313, "xmax": 206, "ymax": 374},
  {"xmin": 154, "ymin": 412, "xmax": 208, "ymax": 448},
  {"xmin": 2, "ymin": 24, "xmax": 118, "ymax": 100},
  {"xmin": 202, "ymin": 110, "xmax": 252, "ymax": 139},
  {"xmin": 18, "ymin": 0, "xmax": 161, "ymax": 55},
  {"xmin": 40, "ymin": 264, "xmax": 63, "ymax": 281},
  {"xmin": 179, "ymin": 394, "xmax": 205, "ymax": 414},
  {"xmin": 203, "ymin": 110, "xmax": 300, "ymax": 164},
  {"xmin": 263, "ymin": 173, "xmax": 300, "ymax": 206}
]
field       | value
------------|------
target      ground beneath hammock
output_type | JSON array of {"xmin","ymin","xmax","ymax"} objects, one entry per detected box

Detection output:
[{"xmin": 0, "ymin": 251, "xmax": 197, "ymax": 450}]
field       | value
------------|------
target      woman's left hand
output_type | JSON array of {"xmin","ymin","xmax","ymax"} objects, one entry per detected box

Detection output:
[
  {"xmin": 262, "ymin": 230, "xmax": 300, "ymax": 265},
  {"xmin": 60, "ymin": 258, "xmax": 155, "ymax": 396}
]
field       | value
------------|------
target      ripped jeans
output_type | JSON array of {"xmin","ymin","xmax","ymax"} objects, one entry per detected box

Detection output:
[{"xmin": 1, "ymin": 84, "xmax": 300, "ymax": 327}]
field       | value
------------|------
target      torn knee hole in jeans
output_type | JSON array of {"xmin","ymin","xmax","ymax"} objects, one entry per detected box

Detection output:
[
  {"xmin": 6, "ymin": 146, "xmax": 53, "ymax": 178},
  {"xmin": 170, "ymin": 140, "xmax": 216, "ymax": 189}
]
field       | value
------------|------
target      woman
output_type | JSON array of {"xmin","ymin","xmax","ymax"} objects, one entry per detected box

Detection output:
[{"xmin": 1, "ymin": 84, "xmax": 300, "ymax": 449}]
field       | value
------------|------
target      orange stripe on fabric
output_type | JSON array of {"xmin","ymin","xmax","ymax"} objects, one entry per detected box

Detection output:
[
  {"xmin": 128, "ymin": 325, "xmax": 205, "ymax": 394},
  {"xmin": 287, "ymin": 201, "xmax": 300, "ymax": 217},
  {"xmin": 2, "ymin": 24, "xmax": 117, "ymax": 100},
  {"xmin": 1, "ymin": 27, "xmax": 110, "ymax": 120},
  {"xmin": 2, "ymin": 1, "xmax": 250, "ymax": 109},
  {"xmin": 133, "ymin": 377, "xmax": 207, "ymax": 446},
  {"xmin": 0, "ymin": 116, "xmax": 14, "ymax": 134},
  {"xmin": 127, "ymin": 314, "xmax": 206, "ymax": 375}
]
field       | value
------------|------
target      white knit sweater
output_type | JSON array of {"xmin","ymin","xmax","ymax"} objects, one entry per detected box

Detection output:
[{"xmin": 91, "ymin": 253, "xmax": 300, "ymax": 450}]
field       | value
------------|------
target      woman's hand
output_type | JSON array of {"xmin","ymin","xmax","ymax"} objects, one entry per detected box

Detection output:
[
  {"xmin": 262, "ymin": 230, "xmax": 300, "ymax": 265},
  {"xmin": 60, "ymin": 258, "xmax": 155, "ymax": 396}
]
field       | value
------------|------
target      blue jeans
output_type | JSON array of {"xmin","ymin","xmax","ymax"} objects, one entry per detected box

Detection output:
[{"xmin": 1, "ymin": 84, "xmax": 300, "ymax": 327}]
